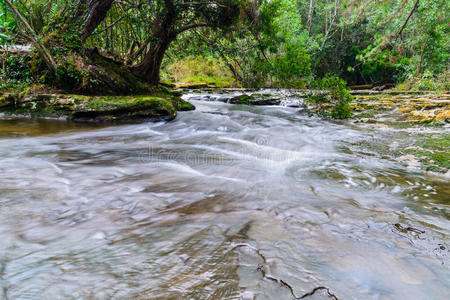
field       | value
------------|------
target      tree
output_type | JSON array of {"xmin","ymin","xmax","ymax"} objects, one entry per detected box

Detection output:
[
  {"xmin": 129, "ymin": 0, "xmax": 240, "ymax": 84},
  {"xmin": 3, "ymin": 0, "xmax": 242, "ymax": 88}
]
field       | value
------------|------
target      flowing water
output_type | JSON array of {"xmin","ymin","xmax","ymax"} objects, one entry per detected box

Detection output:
[{"xmin": 0, "ymin": 91, "xmax": 449, "ymax": 299}]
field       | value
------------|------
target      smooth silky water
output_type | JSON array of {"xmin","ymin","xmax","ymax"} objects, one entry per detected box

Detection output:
[{"xmin": 0, "ymin": 92, "xmax": 448, "ymax": 299}]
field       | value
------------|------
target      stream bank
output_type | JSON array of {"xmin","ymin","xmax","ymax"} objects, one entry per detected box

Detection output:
[{"xmin": 0, "ymin": 92, "xmax": 195, "ymax": 122}]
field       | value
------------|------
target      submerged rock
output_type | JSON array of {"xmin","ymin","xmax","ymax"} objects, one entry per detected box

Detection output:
[{"xmin": 0, "ymin": 93, "xmax": 195, "ymax": 122}]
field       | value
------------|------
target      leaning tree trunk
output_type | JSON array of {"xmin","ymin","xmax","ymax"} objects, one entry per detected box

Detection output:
[{"xmin": 79, "ymin": 0, "xmax": 115, "ymax": 42}]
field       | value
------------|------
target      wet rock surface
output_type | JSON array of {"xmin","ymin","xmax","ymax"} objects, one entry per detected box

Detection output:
[{"xmin": 352, "ymin": 93, "xmax": 450, "ymax": 124}]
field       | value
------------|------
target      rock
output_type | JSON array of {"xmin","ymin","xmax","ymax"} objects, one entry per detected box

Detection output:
[
  {"xmin": 229, "ymin": 94, "xmax": 281, "ymax": 105},
  {"xmin": 373, "ymin": 85, "xmax": 388, "ymax": 91},
  {"xmin": 171, "ymin": 97, "xmax": 196, "ymax": 111},
  {"xmin": 0, "ymin": 93, "xmax": 195, "ymax": 122},
  {"xmin": 435, "ymin": 110, "xmax": 450, "ymax": 122}
]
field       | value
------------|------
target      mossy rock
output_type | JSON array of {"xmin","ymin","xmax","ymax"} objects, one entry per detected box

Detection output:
[
  {"xmin": 171, "ymin": 97, "xmax": 196, "ymax": 111},
  {"xmin": 230, "ymin": 94, "xmax": 281, "ymax": 105},
  {"xmin": 71, "ymin": 96, "xmax": 177, "ymax": 122},
  {"xmin": 0, "ymin": 93, "xmax": 196, "ymax": 122}
]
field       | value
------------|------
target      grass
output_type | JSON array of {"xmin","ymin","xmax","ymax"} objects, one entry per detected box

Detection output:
[{"xmin": 162, "ymin": 56, "xmax": 236, "ymax": 88}]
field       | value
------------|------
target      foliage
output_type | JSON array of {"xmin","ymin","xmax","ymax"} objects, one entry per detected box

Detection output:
[
  {"xmin": 0, "ymin": 0, "xmax": 448, "ymax": 90},
  {"xmin": 55, "ymin": 57, "xmax": 83, "ymax": 90},
  {"xmin": 396, "ymin": 70, "xmax": 450, "ymax": 91},
  {"xmin": 0, "ymin": 52, "xmax": 33, "ymax": 92},
  {"xmin": 305, "ymin": 75, "xmax": 353, "ymax": 119}
]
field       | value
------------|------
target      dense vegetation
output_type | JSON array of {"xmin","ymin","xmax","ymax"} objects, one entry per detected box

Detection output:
[
  {"xmin": 0, "ymin": 0, "xmax": 448, "ymax": 92},
  {"xmin": 167, "ymin": 0, "xmax": 449, "ymax": 89}
]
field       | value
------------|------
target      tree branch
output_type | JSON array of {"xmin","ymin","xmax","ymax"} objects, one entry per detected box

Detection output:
[
  {"xmin": 176, "ymin": 22, "xmax": 209, "ymax": 34},
  {"xmin": 180, "ymin": 2, "xmax": 227, "ymax": 8},
  {"xmin": 92, "ymin": 14, "xmax": 126, "ymax": 35},
  {"xmin": 396, "ymin": 0, "xmax": 419, "ymax": 38}
]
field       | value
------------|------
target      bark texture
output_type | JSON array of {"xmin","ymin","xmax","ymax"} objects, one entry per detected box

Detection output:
[
  {"xmin": 80, "ymin": 0, "xmax": 115, "ymax": 42},
  {"xmin": 130, "ymin": 1, "xmax": 177, "ymax": 84}
]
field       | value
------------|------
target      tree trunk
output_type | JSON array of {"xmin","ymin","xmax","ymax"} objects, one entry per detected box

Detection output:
[
  {"xmin": 307, "ymin": 0, "xmax": 315, "ymax": 33},
  {"xmin": 131, "ymin": 37, "xmax": 172, "ymax": 84},
  {"xmin": 130, "ymin": 0, "xmax": 177, "ymax": 84},
  {"xmin": 416, "ymin": 37, "xmax": 428, "ymax": 78},
  {"xmin": 80, "ymin": 0, "xmax": 115, "ymax": 42}
]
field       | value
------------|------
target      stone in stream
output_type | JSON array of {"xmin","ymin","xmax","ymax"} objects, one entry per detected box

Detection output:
[
  {"xmin": 0, "ymin": 92, "xmax": 195, "ymax": 122},
  {"xmin": 229, "ymin": 94, "xmax": 281, "ymax": 105}
]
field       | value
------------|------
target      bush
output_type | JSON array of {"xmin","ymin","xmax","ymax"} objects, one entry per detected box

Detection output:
[
  {"xmin": 55, "ymin": 57, "xmax": 83, "ymax": 90},
  {"xmin": 305, "ymin": 75, "xmax": 353, "ymax": 119},
  {"xmin": 415, "ymin": 78, "xmax": 439, "ymax": 91},
  {"xmin": 0, "ymin": 54, "xmax": 32, "ymax": 83},
  {"xmin": 270, "ymin": 42, "xmax": 311, "ymax": 88},
  {"xmin": 396, "ymin": 70, "xmax": 449, "ymax": 91},
  {"xmin": 0, "ymin": 54, "xmax": 33, "ymax": 91}
]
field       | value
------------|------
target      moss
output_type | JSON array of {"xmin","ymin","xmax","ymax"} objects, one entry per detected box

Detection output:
[
  {"xmin": 420, "ymin": 134, "xmax": 450, "ymax": 152},
  {"xmin": 0, "ymin": 93, "xmax": 17, "ymax": 108},
  {"xmin": 231, "ymin": 94, "xmax": 252, "ymax": 104},
  {"xmin": 171, "ymin": 97, "xmax": 196, "ymax": 111},
  {"xmin": 354, "ymin": 109, "xmax": 377, "ymax": 118},
  {"xmin": 0, "ymin": 93, "xmax": 183, "ymax": 122},
  {"xmin": 435, "ymin": 111, "xmax": 450, "ymax": 122},
  {"xmin": 79, "ymin": 96, "xmax": 170, "ymax": 111},
  {"xmin": 404, "ymin": 149, "xmax": 450, "ymax": 173}
]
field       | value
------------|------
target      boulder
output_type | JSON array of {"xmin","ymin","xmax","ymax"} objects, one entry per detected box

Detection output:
[
  {"xmin": 0, "ymin": 93, "xmax": 195, "ymax": 122},
  {"xmin": 229, "ymin": 94, "xmax": 281, "ymax": 105}
]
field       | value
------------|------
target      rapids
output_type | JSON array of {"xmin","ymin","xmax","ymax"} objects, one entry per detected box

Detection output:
[{"xmin": 0, "ymin": 91, "xmax": 448, "ymax": 299}]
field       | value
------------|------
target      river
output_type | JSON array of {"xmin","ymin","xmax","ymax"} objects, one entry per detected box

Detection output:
[{"xmin": 0, "ymin": 91, "xmax": 448, "ymax": 299}]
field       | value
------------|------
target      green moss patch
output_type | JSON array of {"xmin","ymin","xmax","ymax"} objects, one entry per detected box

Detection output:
[{"xmin": 403, "ymin": 134, "xmax": 450, "ymax": 172}]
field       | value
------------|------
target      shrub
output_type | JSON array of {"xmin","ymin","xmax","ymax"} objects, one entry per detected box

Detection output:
[
  {"xmin": 0, "ymin": 54, "xmax": 32, "ymax": 83},
  {"xmin": 55, "ymin": 57, "xmax": 83, "ymax": 90},
  {"xmin": 305, "ymin": 75, "xmax": 353, "ymax": 119},
  {"xmin": 270, "ymin": 42, "xmax": 311, "ymax": 88}
]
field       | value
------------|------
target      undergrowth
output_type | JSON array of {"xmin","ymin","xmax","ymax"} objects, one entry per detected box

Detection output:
[{"xmin": 162, "ymin": 56, "xmax": 236, "ymax": 87}]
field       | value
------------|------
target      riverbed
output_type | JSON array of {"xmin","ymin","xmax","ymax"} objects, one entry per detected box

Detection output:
[{"xmin": 0, "ymin": 91, "xmax": 448, "ymax": 299}]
